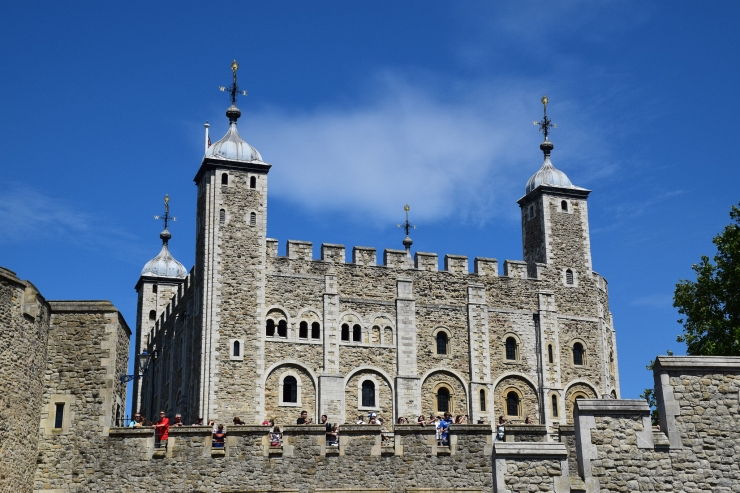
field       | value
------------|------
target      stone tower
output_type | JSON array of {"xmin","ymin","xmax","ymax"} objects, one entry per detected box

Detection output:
[
  {"xmin": 193, "ymin": 60, "xmax": 271, "ymax": 422},
  {"xmin": 133, "ymin": 197, "xmax": 187, "ymax": 414}
]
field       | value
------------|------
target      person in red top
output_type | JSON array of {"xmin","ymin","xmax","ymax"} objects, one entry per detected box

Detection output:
[{"xmin": 154, "ymin": 411, "xmax": 170, "ymax": 448}]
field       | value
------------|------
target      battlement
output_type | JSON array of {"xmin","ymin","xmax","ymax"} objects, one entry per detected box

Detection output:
[{"xmin": 264, "ymin": 239, "xmax": 549, "ymax": 279}]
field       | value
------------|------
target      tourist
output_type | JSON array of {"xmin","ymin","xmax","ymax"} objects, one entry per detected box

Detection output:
[
  {"xmin": 524, "ymin": 416, "xmax": 531, "ymax": 424},
  {"xmin": 192, "ymin": 417, "xmax": 204, "ymax": 426},
  {"xmin": 417, "ymin": 415, "xmax": 426, "ymax": 426},
  {"xmin": 233, "ymin": 416, "xmax": 245, "ymax": 425},
  {"xmin": 270, "ymin": 425, "xmax": 282, "ymax": 447},
  {"xmin": 261, "ymin": 417, "xmax": 271, "ymax": 425},
  {"xmin": 154, "ymin": 411, "xmax": 170, "ymax": 448},
  {"xmin": 297, "ymin": 410, "xmax": 312, "ymax": 424},
  {"xmin": 212, "ymin": 424, "xmax": 226, "ymax": 448},
  {"xmin": 326, "ymin": 424, "xmax": 339, "ymax": 446},
  {"xmin": 173, "ymin": 414, "xmax": 184, "ymax": 427},
  {"xmin": 128, "ymin": 413, "xmax": 144, "ymax": 428}
]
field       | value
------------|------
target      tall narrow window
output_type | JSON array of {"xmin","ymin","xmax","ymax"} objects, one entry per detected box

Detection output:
[
  {"xmin": 548, "ymin": 344, "xmax": 554, "ymax": 364},
  {"xmin": 221, "ymin": 173, "xmax": 228, "ymax": 185},
  {"xmin": 352, "ymin": 324, "xmax": 361, "ymax": 342},
  {"xmin": 219, "ymin": 209, "xmax": 226, "ymax": 225},
  {"xmin": 565, "ymin": 269, "xmax": 574, "ymax": 285},
  {"xmin": 552, "ymin": 394, "xmax": 559, "ymax": 417},
  {"xmin": 54, "ymin": 402, "xmax": 65, "ymax": 429},
  {"xmin": 506, "ymin": 391, "xmax": 520, "ymax": 417},
  {"xmin": 573, "ymin": 342, "xmax": 584, "ymax": 366},
  {"xmin": 341, "ymin": 323, "xmax": 350, "ymax": 341},
  {"xmin": 505, "ymin": 337, "xmax": 518, "ymax": 361},
  {"xmin": 250, "ymin": 212, "xmax": 256, "ymax": 226},
  {"xmin": 233, "ymin": 340, "xmax": 241, "ymax": 357},
  {"xmin": 277, "ymin": 320, "xmax": 288, "ymax": 338},
  {"xmin": 480, "ymin": 389, "xmax": 486, "ymax": 411},
  {"xmin": 266, "ymin": 319, "xmax": 275, "ymax": 337},
  {"xmin": 437, "ymin": 387, "xmax": 450, "ymax": 413},
  {"xmin": 283, "ymin": 376, "xmax": 297, "ymax": 403},
  {"xmin": 249, "ymin": 176, "xmax": 256, "ymax": 188},
  {"xmin": 311, "ymin": 322, "xmax": 320, "ymax": 339},
  {"xmin": 561, "ymin": 200, "xmax": 568, "ymax": 212},
  {"xmin": 299, "ymin": 321, "xmax": 308, "ymax": 339},
  {"xmin": 149, "ymin": 310, "xmax": 156, "ymax": 321},
  {"xmin": 436, "ymin": 331, "xmax": 448, "ymax": 355},
  {"xmin": 361, "ymin": 380, "xmax": 376, "ymax": 407},
  {"xmin": 152, "ymin": 284, "xmax": 158, "ymax": 293}
]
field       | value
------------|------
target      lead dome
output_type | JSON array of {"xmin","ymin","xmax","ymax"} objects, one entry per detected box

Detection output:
[
  {"xmin": 140, "ymin": 229, "xmax": 187, "ymax": 279},
  {"xmin": 204, "ymin": 105, "xmax": 263, "ymax": 162}
]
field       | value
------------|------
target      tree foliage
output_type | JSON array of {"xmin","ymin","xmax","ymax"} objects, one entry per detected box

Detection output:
[{"xmin": 674, "ymin": 203, "xmax": 740, "ymax": 355}]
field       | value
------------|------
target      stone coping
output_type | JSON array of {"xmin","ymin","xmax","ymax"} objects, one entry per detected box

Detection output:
[
  {"xmin": 494, "ymin": 442, "xmax": 567, "ymax": 457},
  {"xmin": 392, "ymin": 424, "xmax": 437, "ymax": 435},
  {"xmin": 448, "ymin": 424, "xmax": 493, "ymax": 433},
  {"xmin": 337, "ymin": 424, "xmax": 384, "ymax": 433},
  {"xmin": 109, "ymin": 427, "xmax": 154, "ymax": 437},
  {"xmin": 654, "ymin": 355, "xmax": 740, "ymax": 370},
  {"xmin": 287, "ymin": 239, "xmax": 313, "ymax": 245},
  {"xmin": 557, "ymin": 425, "xmax": 575, "ymax": 434},
  {"xmin": 48, "ymin": 300, "xmax": 118, "ymax": 312},
  {"xmin": 281, "ymin": 425, "xmax": 326, "ymax": 434},
  {"xmin": 503, "ymin": 424, "xmax": 547, "ymax": 433},
  {"xmin": 576, "ymin": 399, "xmax": 650, "ymax": 414}
]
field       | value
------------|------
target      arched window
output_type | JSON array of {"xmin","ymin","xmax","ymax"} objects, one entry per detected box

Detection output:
[
  {"xmin": 152, "ymin": 284, "xmax": 158, "ymax": 293},
  {"xmin": 299, "ymin": 321, "xmax": 308, "ymax": 339},
  {"xmin": 436, "ymin": 331, "xmax": 448, "ymax": 355},
  {"xmin": 282, "ymin": 376, "xmax": 297, "ymax": 403},
  {"xmin": 552, "ymin": 394, "xmax": 559, "ymax": 417},
  {"xmin": 341, "ymin": 323, "xmax": 350, "ymax": 341},
  {"xmin": 548, "ymin": 344, "xmax": 554, "ymax": 364},
  {"xmin": 505, "ymin": 337, "xmax": 518, "ymax": 361},
  {"xmin": 221, "ymin": 173, "xmax": 228, "ymax": 185},
  {"xmin": 233, "ymin": 340, "xmax": 241, "ymax": 357},
  {"xmin": 506, "ymin": 391, "xmax": 520, "ymax": 417},
  {"xmin": 561, "ymin": 200, "xmax": 568, "ymax": 212},
  {"xmin": 565, "ymin": 269, "xmax": 574, "ymax": 285},
  {"xmin": 480, "ymin": 389, "xmax": 486, "ymax": 411},
  {"xmin": 250, "ymin": 212, "xmax": 256, "ymax": 226},
  {"xmin": 352, "ymin": 324, "xmax": 361, "ymax": 342},
  {"xmin": 573, "ymin": 342, "xmax": 584, "ymax": 366},
  {"xmin": 277, "ymin": 320, "xmax": 288, "ymax": 338},
  {"xmin": 266, "ymin": 319, "xmax": 275, "ymax": 337},
  {"xmin": 219, "ymin": 209, "xmax": 226, "ymax": 225},
  {"xmin": 437, "ymin": 387, "xmax": 450, "ymax": 413},
  {"xmin": 361, "ymin": 380, "xmax": 375, "ymax": 407},
  {"xmin": 311, "ymin": 322, "xmax": 320, "ymax": 339},
  {"xmin": 250, "ymin": 176, "xmax": 256, "ymax": 188},
  {"xmin": 149, "ymin": 310, "xmax": 156, "ymax": 321}
]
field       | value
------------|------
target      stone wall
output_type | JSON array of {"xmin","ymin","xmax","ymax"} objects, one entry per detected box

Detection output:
[
  {"xmin": 34, "ymin": 301, "xmax": 130, "ymax": 491},
  {"xmin": 0, "ymin": 268, "xmax": 50, "ymax": 493}
]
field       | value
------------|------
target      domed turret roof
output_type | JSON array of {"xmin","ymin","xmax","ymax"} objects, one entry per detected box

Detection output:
[
  {"xmin": 141, "ymin": 229, "xmax": 187, "ymax": 279},
  {"xmin": 525, "ymin": 154, "xmax": 574, "ymax": 194},
  {"xmin": 204, "ymin": 105, "xmax": 263, "ymax": 162}
]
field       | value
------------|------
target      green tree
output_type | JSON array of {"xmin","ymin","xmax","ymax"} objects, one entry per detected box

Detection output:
[{"xmin": 674, "ymin": 203, "xmax": 740, "ymax": 355}]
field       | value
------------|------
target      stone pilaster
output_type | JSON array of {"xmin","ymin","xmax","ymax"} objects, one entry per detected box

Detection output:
[
  {"xmin": 467, "ymin": 283, "xmax": 491, "ymax": 423},
  {"xmin": 395, "ymin": 277, "xmax": 418, "ymax": 419}
]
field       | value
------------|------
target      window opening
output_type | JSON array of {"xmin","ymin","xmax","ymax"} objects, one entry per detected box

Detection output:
[
  {"xmin": 311, "ymin": 322, "xmax": 320, "ymax": 339},
  {"xmin": 552, "ymin": 395, "xmax": 559, "ymax": 417},
  {"xmin": 277, "ymin": 320, "xmax": 288, "ymax": 338},
  {"xmin": 505, "ymin": 337, "xmax": 518, "ymax": 361},
  {"xmin": 249, "ymin": 176, "xmax": 256, "ymax": 188},
  {"xmin": 152, "ymin": 284, "xmax": 158, "ymax": 293},
  {"xmin": 548, "ymin": 344, "xmax": 554, "ymax": 364},
  {"xmin": 561, "ymin": 200, "xmax": 568, "ymax": 211},
  {"xmin": 233, "ymin": 340, "xmax": 241, "ymax": 357},
  {"xmin": 283, "ymin": 376, "xmax": 297, "ymax": 403},
  {"xmin": 506, "ymin": 391, "xmax": 520, "ymax": 416},
  {"xmin": 266, "ymin": 319, "xmax": 275, "ymax": 337},
  {"xmin": 436, "ymin": 331, "xmax": 448, "ymax": 355},
  {"xmin": 149, "ymin": 310, "xmax": 156, "ymax": 321},
  {"xmin": 54, "ymin": 402, "xmax": 64, "ymax": 429},
  {"xmin": 361, "ymin": 380, "xmax": 376, "ymax": 407},
  {"xmin": 341, "ymin": 324, "xmax": 350, "ymax": 341},
  {"xmin": 352, "ymin": 324, "xmax": 361, "ymax": 342},
  {"xmin": 480, "ymin": 389, "xmax": 486, "ymax": 411},
  {"xmin": 249, "ymin": 212, "xmax": 256, "ymax": 226},
  {"xmin": 437, "ymin": 387, "xmax": 450, "ymax": 413},
  {"xmin": 573, "ymin": 342, "xmax": 584, "ymax": 366},
  {"xmin": 219, "ymin": 209, "xmax": 226, "ymax": 225},
  {"xmin": 221, "ymin": 173, "xmax": 228, "ymax": 185},
  {"xmin": 299, "ymin": 321, "xmax": 308, "ymax": 339},
  {"xmin": 565, "ymin": 269, "xmax": 574, "ymax": 285}
]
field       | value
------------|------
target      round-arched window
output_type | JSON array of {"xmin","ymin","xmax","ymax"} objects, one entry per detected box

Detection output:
[
  {"xmin": 283, "ymin": 376, "xmax": 297, "ymax": 403},
  {"xmin": 361, "ymin": 380, "xmax": 376, "ymax": 407},
  {"xmin": 436, "ymin": 331, "xmax": 449, "ymax": 355}
]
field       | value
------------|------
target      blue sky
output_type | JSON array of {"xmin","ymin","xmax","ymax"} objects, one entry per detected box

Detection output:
[{"xmin": 1, "ymin": 1, "xmax": 738, "ymax": 406}]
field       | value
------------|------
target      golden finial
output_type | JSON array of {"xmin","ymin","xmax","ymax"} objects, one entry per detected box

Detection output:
[
  {"xmin": 404, "ymin": 204, "xmax": 410, "ymax": 212},
  {"xmin": 231, "ymin": 59, "xmax": 239, "ymax": 73},
  {"xmin": 541, "ymin": 95, "xmax": 549, "ymax": 106}
]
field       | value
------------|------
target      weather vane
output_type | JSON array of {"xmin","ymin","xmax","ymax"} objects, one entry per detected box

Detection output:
[
  {"xmin": 219, "ymin": 60, "xmax": 248, "ymax": 106},
  {"xmin": 533, "ymin": 96, "xmax": 557, "ymax": 141},
  {"xmin": 397, "ymin": 204, "xmax": 416, "ymax": 254},
  {"xmin": 154, "ymin": 194, "xmax": 176, "ymax": 231}
]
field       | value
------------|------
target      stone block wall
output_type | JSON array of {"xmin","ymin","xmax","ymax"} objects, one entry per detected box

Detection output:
[{"xmin": 0, "ymin": 268, "xmax": 49, "ymax": 493}]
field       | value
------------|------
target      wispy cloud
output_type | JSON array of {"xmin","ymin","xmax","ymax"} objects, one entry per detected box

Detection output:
[
  {"xmin": 246, "ymin": 74, "xmax": 614, "ymax": 226},
  {"xmin": 630, "ymin": 293, "xmax": 674, "ymax": 309}
]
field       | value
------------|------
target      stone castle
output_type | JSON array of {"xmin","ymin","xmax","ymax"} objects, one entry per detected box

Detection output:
[{"xmin": 1, "ymin": 64, "xmax": 738, "ymax": 492}]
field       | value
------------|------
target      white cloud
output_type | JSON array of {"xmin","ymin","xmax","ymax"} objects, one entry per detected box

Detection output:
[{"xmin": 245, "ymin": 74, "xmax": 609, "ymax": 226}]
